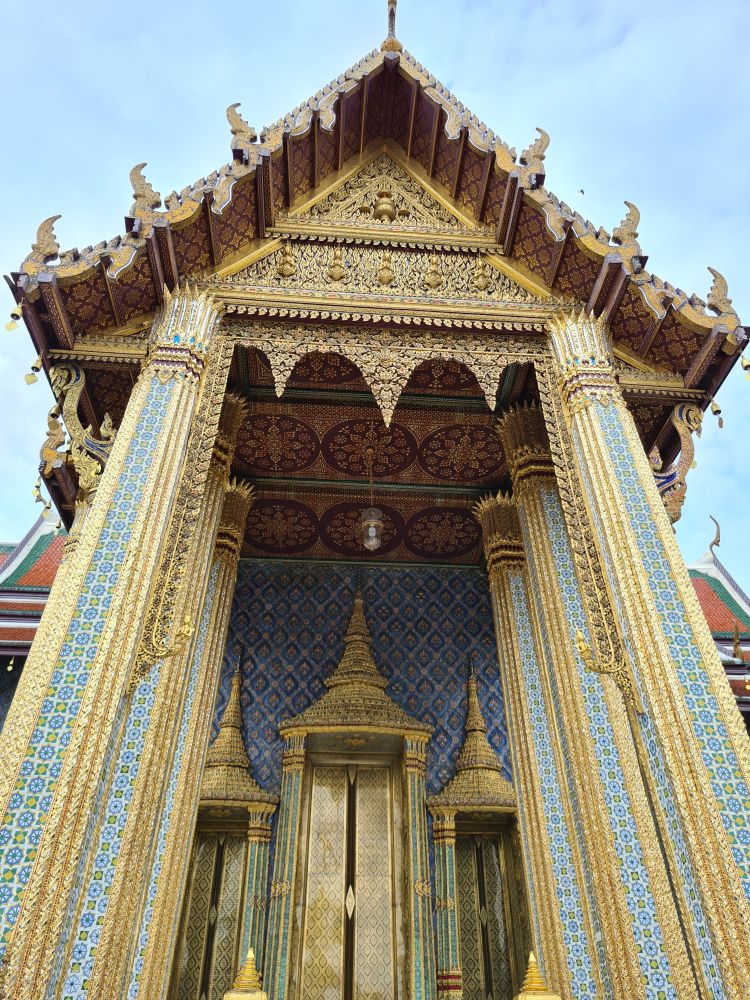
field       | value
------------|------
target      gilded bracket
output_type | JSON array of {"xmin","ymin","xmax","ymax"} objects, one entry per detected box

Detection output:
[
  {"xmin": 649, "ymin": 403, "xmax": 703, "ymax": 525},
  {"xmin": 575, "ymin": 629, "xmax": 644, "ymax": 715}
]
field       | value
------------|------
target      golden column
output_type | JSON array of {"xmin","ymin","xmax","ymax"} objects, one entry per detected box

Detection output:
[
  {"xmin": 130, "ymin": 478, "xmax": 258, "ymax": 999},
  {"xmin": 543, "ymin": 309, "xmax": 750, "ymax": 998},
  {"xmin": 497, "ymin": 403, "xmax": 689, "ymax": 998},
  {"xmin": 473, "ymin": 494, "xmax": 592, "ymax": 1000},
  {"xmin": 0, "ymin": 287, "xmax": 229, "ymax": 999}
]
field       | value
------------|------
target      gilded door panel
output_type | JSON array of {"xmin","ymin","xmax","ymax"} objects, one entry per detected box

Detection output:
[
  {"xmin": 456, "ymin": 837, "xmax": 482, "ymax": 1000},
  {"xmin": 211, "ymin": 835, "xmax": 246, "ymax": 999},
  {"xmin": 299, "ymin": 766, "xmax": 348, "ymax": 1000},
  {"xmin": 483, "ymin": 839, "xmax": 512, "ymax": 1000},
  {"xmin": 354, "ymin": 767, "xmax": 394, "ymax": 1000},
  {"xmin": 173, "ymin": 834, "xmax": 216, "ymax": 999}
]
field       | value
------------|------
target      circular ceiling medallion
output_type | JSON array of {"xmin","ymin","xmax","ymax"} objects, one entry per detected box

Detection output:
[
  {"xmin": 418, "ymin": 424, "xmax": 501, "ymax": 481},
  {"xmin": 404, "ymin": 508, "xmax": 480, "ymax": 559},
  {"xmin": 321, "ymin": 419, "xmax": 417, "ymax": 477},
  {"xmin": 246, "ymin": 499, "xmax": 319, "ymax": 554},
  {"xmin": 288, "ymin": 351, "xmax": 364, "ymax": 388},
  {"xmin": 404, "ymin": 359, "xmax": 481, "ymax": 394},
  {"xmin": 319, "ymin": 502, "xmax": 405, "ymax": 557},
  {"xmin": 236, "ymin": 414, "xmax": 320, "ymax": 475}
]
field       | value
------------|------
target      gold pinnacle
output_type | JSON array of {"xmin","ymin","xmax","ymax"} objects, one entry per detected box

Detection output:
[
  {"xmin": 521, "ymin": 952, "xmax": 547, "ymax": 992},
  {"xmin": 223, "ymin": 947, "xmax": 267, "ymax": 1000}
]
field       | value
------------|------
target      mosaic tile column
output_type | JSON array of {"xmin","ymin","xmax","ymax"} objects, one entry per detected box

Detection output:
[
  {"xmin": 431, "ymin": 810, "xmax": 462, "ymax": 1000},
  {"xmin": 78, "ymin": 397, "xmax": 245, "ymax": 997},
  {"xmin": 127, "ymin": 479, "xmax": 256, "ymax": 1000},
  {"xmin": 240, "ymin": 805, "xmax": 275, "ymax": 979},
  {"xmin": 404, "ymin": 735, "xmax": 437, "ymax": 1000},
  {"xmin": 264, "ymin": 732, "xmax": 306, "ymax": 1000},
  {"xmin": 474, "ymin": 494, "xmax": 597, "ymax": 1000},
  {"xmin": 499, "ymin": 405, "xmax": 684, "ymax": 999},
  {"xmin": 0, "ymin": 287, "xmax": 226, "ymax": 1000},
  {"xmin": 545, "ymin": 309, "xmax": 750, "ymax": 997}
]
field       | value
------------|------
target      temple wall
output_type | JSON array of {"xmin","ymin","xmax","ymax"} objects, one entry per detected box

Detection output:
[{"xmin": 213, "ymin": 560, "xmax": 510, "ymax": 796}]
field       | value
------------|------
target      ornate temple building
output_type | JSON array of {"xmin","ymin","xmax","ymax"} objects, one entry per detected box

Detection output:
[{"xmin": 1, "ymin": 4, "xmax": 749, "ymax": 998}]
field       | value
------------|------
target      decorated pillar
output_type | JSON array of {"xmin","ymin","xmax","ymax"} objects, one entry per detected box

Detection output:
[
  {"xmin": 474, "ymin": 494, "xmax": 594, "ymax": 1000},
  {"xmin": 0, "ymin": 287, "xmax": 228, "ymax": 999},
  {"xmin": 241, "ymin": 803, "xmax": 275, "ymax": 979},
  {"xmin": 130, "ymin": 478, "xmax": 257, "ymax": 1000},
  {"xmin": 404, "ymin": 734, "xmax": 437, "ymax": 1000},
  {"xmin": 263, "ymin": 732, "xmax": 306, "ymax": 1000},
  {"xmin": 498, "ymin": 403, "xmax": 689, "ymax": 998},
  {"xmin": 431, "ymin": 810, "xmax": 461, "ymax": 1000},
  {"xmin": 543, "ymin": 309, "xmax": 750, "ymax": 997}
]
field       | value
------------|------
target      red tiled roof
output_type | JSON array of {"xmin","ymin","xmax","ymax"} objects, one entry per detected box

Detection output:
[
  {"xmin": 13, "ymin": 536, "xmax": 65, "ymax": 588},
  {"xmin": 0, "ymin": 628, "xmax": 37, "ymax": 642},
  {"xmin": 691, "ymin": 576, "xmax": 750, "ymax": 636}
]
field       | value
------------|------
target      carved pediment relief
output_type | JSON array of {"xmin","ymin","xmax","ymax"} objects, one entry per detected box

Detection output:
[
  {"xmin": 219, "ymin": 242, "xmax": 539, "ymax": 305},
  {"xmin": 288, "ymin": 154, "xmax": 466, "ymax": 232}
]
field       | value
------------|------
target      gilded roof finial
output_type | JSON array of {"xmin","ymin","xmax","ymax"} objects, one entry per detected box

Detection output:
[
  {"xmin": 31, "ymin": 215, "xmax": 61, "ymax": 263},
  {"xmin": 223, "ymin": 947, "xmax": 267, "ymax": 999},
  {"xmin": 381, "ymin": 0, "xmax": 403, "ymax": 52},
  {"xmin": 514, "ymin": 952, "xmax": 562, "ymax": 998},
  {"xmin": 200, "ymin": 666, "xmax": 275, "ymax": 806},
  {"xmin": 706, "ymin": 266, "xmax": 732, "ymax": 316}
]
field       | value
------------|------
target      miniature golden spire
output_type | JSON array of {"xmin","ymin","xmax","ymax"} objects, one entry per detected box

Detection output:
[
  {"xmin": 326, "ymin": 588, "xmax": 387, "ymax": 692},
  {"xmin": 223, "ymin": 947, "xmax": 267, "ymax": 1000},
  {"xmin": 514, "ymin": 952, "xmax": 562, "ymax": 999},
  {"xmin": 381, "ymin": 0, "xmax": 403, "ymax": 52}
]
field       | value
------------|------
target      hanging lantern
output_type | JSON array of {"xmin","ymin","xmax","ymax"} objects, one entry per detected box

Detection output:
[
  {"xmin": 361, "ymin": 507, "xmax": 384, "ymax": 552},
  {"xmin": 360, "ymin": 441, "xmax": 383, "ymax": 552}
]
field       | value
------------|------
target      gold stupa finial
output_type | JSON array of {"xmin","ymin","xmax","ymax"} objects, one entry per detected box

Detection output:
[
  {"xmin": 325, "ymin": 587, "xmax": 387, "ymax": 693},
  {"xmin": 381, "ymin": 0, "xmax": 403, "ymax": 52},
  {"xmin": 223, "ymin": 947, "xmax": 267, "ymax": 999},
  {"xmin": 514, "ymin": 952, "xmax": 562, "ymax": 999}
]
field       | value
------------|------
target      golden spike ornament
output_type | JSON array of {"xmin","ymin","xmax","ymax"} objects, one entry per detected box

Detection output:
[
  {"xmin": 31, "ymin": 215, "xmax": 61, "ymax": 263},
  {"xmin": 381, "ymin": 0, "xmax": 402, "ymax": 52},
  {"xmin": 130, "ymin": 162, "xmax": 162, "ymax": 212},
  {"xmin": 514, "ymin": 952, "xmax": 561, "ymax": 998},
  {"xmin": 706, "ymin": 266, "xmax": 732, "ymax": 316},
  {"xmin": 223, "ymin": 947, "xmax": 268, "ymax": 1000}
]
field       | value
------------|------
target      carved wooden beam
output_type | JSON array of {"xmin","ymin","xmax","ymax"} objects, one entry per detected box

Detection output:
[
  {"xmin": 428, "ymin": 103, "xmax": 441, "ymax": 177},
  {"xmin": 337, "ymin": 92, "xmax": 347, "ymax": 171},
  {"xmin": 283, "ymin": 131, "xmax": 293, "ymax": 207},
  {"xmin": 254, "ymin": 164, "xmax": 267, "ymax": 241},
  {"xmin": 152, "ymin": 218, "xmax": 179, "ymax": 289},
  {"xmin": 548, "ymin": 223, "xmax": 572, "ymax": 288},
  {"xmin": 203, "ymin": 191, "xmax": 218, "ymax": 266},
  {"xmin": 600, "ymin": 266, "xmax": 629, "ymax": 325},
  {"xmin": 637, "ymin": 294, "xmax": 674, "ymax": 358},
  {"xmin": 145, "ymin": 232, "xmax": 165, "ymax": 304},
  {"xmin": 359, "ymin": 78, "xmax": 369, "ymax": 154},
  {"xmin": 38, "ymin": 273, "xmax": 75, "ymax": 350},
  {"xmin": 496, "ymin": 174, "xmax": 521, "ymax": 252},
  {"xmin": 312, "ymin": 108, "xmax": 320, "ymax": 189},
  {"xmin": 451, "ymin": 127, "xmax": 467, "ymax": 200},
  {"xmin": 11, "ymin": 276, "xmax": 48, "ymax": 362},
  {"xmin": 586, "ymin": 254, "xmax": 620, "ymax": 317},
  {"xmin": 405, "ymin": 79, "xmax": 419, "ymax": 158},
  {"xmin": 475, "ymin": 148, "xmax": 494, "ymax": 221},
  {"xmin": 684, "ymin": 324, "xmax": 726, "ymax": 390},
  {"xmin": 99, "ymin": 257, "xmax": 124, "ymax": 327}
]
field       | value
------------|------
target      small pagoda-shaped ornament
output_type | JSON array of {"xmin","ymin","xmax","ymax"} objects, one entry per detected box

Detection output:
[
  {"xmin": 279, "ymin": 587, "xmax": 431, "ymax": 739},
  {"xmin": 429, "ymin": 669, "xmax": 515, "ymax": 812},
  {"xmin": 514, "ymin": 952, "xmax": 561, "ymax": 999},
  {"xmin": 201, "ymin": 667, "xmax": 277, "ymax": 813},
  {"xmin": 223, "ymin": 947, "xmax": 267, "ymax": 1000}
]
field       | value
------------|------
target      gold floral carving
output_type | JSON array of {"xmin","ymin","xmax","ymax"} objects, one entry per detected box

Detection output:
[
  {"xmin": 222, "ymin": 240, "xmax": 538, "ymax": 305},
  {"xmin": 302, "ymin": 154, "xmax": 461, "ymax": 230},
  {"xmin": 231, "ymin": 321, "xmax": 545, "ymax": 426}
]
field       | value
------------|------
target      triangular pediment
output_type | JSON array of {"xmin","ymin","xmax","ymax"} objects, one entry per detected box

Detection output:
[{"xmin": 290, "ymin": 154, "xmax": 469, "ymax": 233}]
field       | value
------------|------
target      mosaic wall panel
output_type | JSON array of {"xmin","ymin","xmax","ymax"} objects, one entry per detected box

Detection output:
[
  {"xmin": 0, "ymin": 378, "xmax": 170, "ymax": 956},
  {"xmin": 537, "ymin": 486, "xmax": 676, "ymax": 995},
  {"xmin": 214, "ymin": 561, "xmax": 509, "ymax": 796},
  {"xmin": 128, "ymin": 564, "xmax": 220, "ymax": 998},
  {"xmin": 595, "ymin": 402, "xmax": 750, "ymax": 897},
  {"xmin": 507, "ymin": 571, "xmax": 597, "ymax": 997}
]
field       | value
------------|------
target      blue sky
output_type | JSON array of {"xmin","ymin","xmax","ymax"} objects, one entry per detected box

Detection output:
[{"xmin": 1, "ymin": 0, "xmax": 748, "ymax": 579}]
